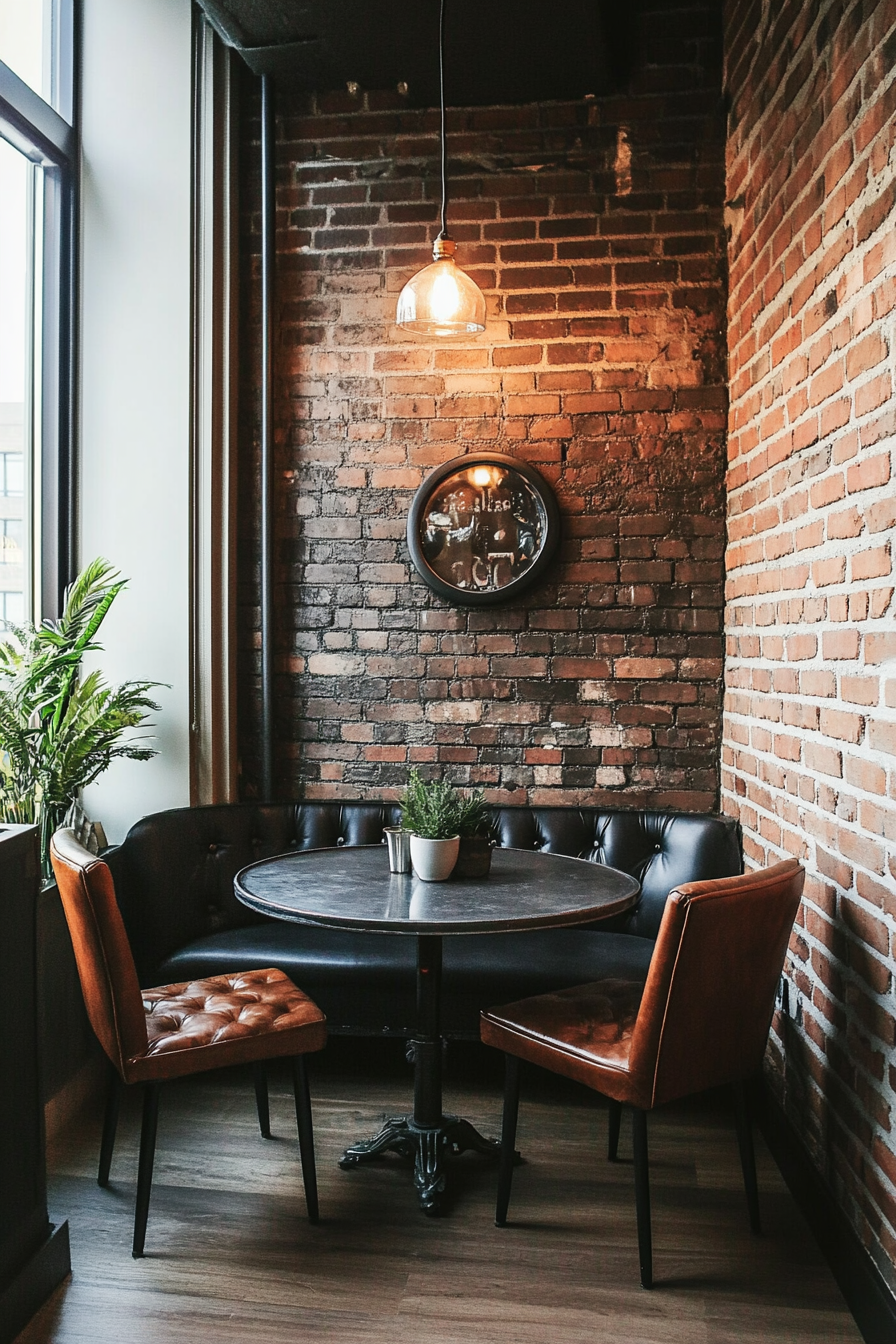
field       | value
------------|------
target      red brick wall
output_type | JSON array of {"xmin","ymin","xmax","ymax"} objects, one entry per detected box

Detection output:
[
  {"xmin": 237, "ymin": 5, "xmax": 727, "ymax": 808},
  {"xmin": 723, "ymin": 0, "xmax": 896, "ymax": 1286}
]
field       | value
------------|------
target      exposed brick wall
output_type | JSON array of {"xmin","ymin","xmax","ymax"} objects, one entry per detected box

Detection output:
[
  {"xmin": 723, "ymin": 0, "xmax": 896, "ymax": 1287},
  {"xmin": 236, "ymin": 4, "xmax": 728, "ymax": 809}
]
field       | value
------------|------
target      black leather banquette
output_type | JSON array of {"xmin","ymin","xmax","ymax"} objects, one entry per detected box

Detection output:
[{"xmin": 104, "ymin": 802, "xmax": 742, "ymax": 1039}]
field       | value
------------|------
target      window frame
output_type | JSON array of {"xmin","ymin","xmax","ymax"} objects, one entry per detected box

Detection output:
[{"xmin": 0, "ymin": 0, "xmax": 76, "ymax": 621}]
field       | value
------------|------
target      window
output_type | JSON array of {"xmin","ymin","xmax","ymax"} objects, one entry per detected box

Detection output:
[
  {"xmin": 1, "ymin": 450, "xmax": 24, "ymax": 497},
  {"xmin": 0, "ymin": 135, "xmax": 32, "ymax": 627},
  {"xmin": 0, "ymin": 2, "xmax": 72, "ymax": 120},
  {"xmin": 0, "ymin": 1, "xmax": 74, "ymax": 630},
  {"xmin": 0, "ymin": 516, "xmax": 23, "ymax": 555},
  {"xmin": 0, "ymin": 591, "xmax": 22, "ymax": 625}
]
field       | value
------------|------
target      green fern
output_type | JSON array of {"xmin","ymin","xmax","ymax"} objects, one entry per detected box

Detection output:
[
  {"xmin": 0, "ymin": 559, "xmax": 162, "ymax": 875},
  {"xmin": 454, "ymin": 787, "xmax": 490, "ymax": 838},
  {"xmin": 399, "ymin": 770, "xmax": 489, "ymax": 841}
]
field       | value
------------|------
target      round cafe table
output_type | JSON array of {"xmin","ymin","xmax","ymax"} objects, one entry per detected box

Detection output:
[{"xmin": 235, "ymin": 845, "xmax": 640, "ymax": 1215}]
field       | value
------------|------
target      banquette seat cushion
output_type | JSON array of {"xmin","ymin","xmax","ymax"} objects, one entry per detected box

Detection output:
[{"xmin": 104, "ymin": 802, "xmax": 742, "ymax": 1039}]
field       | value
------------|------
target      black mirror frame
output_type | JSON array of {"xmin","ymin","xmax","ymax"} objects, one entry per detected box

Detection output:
[{"xmin": 406, "ymin": 451, "xmax": 561, "ymax": 607}]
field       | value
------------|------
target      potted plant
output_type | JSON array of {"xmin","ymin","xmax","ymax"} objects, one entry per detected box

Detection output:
[
  {"xmin": 400, "ymin": 770, "xmax": 461, "ymax": 882},
  {"xmin": 0, "ymin": 559, "xmax": 161, "ymax": 879},
  {"xmin": 453, "ymin": 787, "xmax": 493, "ymax": 878}
]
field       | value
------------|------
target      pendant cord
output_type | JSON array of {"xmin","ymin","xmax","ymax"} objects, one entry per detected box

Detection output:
[{"xmin": 439, "ymin": 0, "xmax": 447, "ymax": 237}]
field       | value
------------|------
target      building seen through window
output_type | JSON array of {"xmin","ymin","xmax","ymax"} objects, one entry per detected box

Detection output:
[
  {"xmin": 0, "ymin": 0, "xmax": 73, "ymax": 631},
  {"xmin": 0, "ymin": 0, "xmax": 66, "ymax": 118},
  {"xmin": 0, "ymin": 139, "xmax": 31, "ymax": 631}
]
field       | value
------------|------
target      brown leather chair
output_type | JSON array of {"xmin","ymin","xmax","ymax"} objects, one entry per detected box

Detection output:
[
  {"xmin": 480, "ymin": 859, "xmax": 805, "ymax": 1288},
  {"xmin": 50, "ymin": 828, "xmax": 328, "ymax": 1257}
]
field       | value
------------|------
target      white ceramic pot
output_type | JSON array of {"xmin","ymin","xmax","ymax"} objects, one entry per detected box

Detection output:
[{"xmin": 410, "ymin": 834, "xmax": 460, "ymax": 882}]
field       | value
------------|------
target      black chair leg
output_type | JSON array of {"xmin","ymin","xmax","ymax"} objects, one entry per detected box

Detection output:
[
  {"xmin": 733, "ymin": 1079, "xmax": 762, "ymax": 1234},
  {"xmin": 495, "ymin": 1054, "xmax": 521, "ymax": 1227},
  {"xmin": 632, "ymin": 1108, "xmax": 653, "ymax": 1289},
  {"xmin": 253, "ymin": 1062, "xmax": 272, "ymax": 1138},
  {"xmin": 291, "ymin": 1057, "xmax": 319, "ymax": 1224},
  {"xmin": 133, "ymin": 1083, "xmax": 161, "ymax": 1258},
  {"xmin": 607, "ymin": 1099, "xmax": 622, "ymax": 1162},
  {"xmin": 98, "ymin": 1066, "xmax": 123, "ymax": 1187}
]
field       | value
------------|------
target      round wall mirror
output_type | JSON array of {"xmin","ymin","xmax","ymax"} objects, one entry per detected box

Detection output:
[{"xmin": 407, "ymin": 453, "xmax": 561, "ymax": 606}]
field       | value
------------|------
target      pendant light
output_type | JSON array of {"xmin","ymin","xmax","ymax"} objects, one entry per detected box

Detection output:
[{"xmin": 396, "ymin": 0, "xmax": 487, "ymax": 337}]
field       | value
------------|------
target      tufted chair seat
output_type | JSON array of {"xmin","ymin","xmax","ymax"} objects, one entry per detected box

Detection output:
[
  {"xmin": 102, "ymin": 801, "xmax": 742, "ymax": 1039},
  {"xmin": 137, "ymin": 969, "xmax": 325, "ymax": 1078}
]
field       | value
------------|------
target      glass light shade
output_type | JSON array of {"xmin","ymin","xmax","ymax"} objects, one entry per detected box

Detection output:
[{"xmin": 396, "ymin": 252, "xmax": 486, "ymax": 337}]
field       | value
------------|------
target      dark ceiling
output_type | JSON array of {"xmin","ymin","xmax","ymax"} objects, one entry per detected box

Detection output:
[{"xmin": 195, "ymin": 0, "xmax": 626, "ymax": 104}]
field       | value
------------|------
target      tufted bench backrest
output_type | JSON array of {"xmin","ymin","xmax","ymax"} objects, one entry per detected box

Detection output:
[
  {"xmin": 105, "ymin": 801, "xmax": 742, "ymax": 980},
  {"xmin": 489, "ymin": 807, "xmax": 743, "ymax": 938},
  {"xmin": 106, "ymin": 802, "xmax": 402, "ymax": 978}
]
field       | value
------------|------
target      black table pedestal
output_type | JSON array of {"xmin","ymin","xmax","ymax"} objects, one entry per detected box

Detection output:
[
  {"xmin": 338, "ymin": 932, "xmax": 500, "ymax": 1214},
  {"xmin": 338, "ymin": 1112, "xmax": 500, "ymax": 1214},
  {"xmin": 235, "ymin": 846, "xmax": 640, "ymax": 1215}
]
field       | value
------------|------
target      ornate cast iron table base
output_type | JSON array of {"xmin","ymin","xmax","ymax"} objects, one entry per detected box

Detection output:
[{"xmin": 339, "ymin": 1112, "xmax": 501, "ymax": 1215}]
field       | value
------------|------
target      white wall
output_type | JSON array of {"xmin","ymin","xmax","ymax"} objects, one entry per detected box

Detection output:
[{"xmin": 80, "ymin": 0, "xmax": 193, "ymax": 841}]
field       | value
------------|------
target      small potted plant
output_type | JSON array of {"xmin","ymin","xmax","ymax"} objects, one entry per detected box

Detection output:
[
  {"xmin": 453, "ymin": 787, "xmax": 493, "ymax": 879},
  {"xmin": 400, "ymin": 770, "xmax": 461, "ymax": 882}
]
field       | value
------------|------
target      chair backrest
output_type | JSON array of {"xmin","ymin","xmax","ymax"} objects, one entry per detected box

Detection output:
[
  {"xmin": 50, "ymin": 828, "xmax": 148, "ymax": 1075},
  {"xmin": 627, "ymin": 859, "xmax": 805, "ymax": 1108}
]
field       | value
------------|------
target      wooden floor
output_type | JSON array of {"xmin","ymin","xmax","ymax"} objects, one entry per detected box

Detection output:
[{"xmin": 19, "ymin": 1041, "xmax": 861, "ymax": 1344}]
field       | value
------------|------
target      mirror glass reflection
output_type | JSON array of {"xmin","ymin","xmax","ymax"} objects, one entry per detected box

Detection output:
[{"xmin": 419, "ymin": 463, "xmax": 546, "ymax": 594}]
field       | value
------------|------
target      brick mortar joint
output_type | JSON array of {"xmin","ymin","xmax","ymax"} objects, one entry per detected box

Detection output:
[
  {"xmin": 726, "ymin": 177, "xmax": 896, "ymax": 301},
  {"xmin": 768, "ymin": 1051, "xmax": 896, "ymax": 1224},
  {"xmin": 725, "ymin": 445, "xmax": 896, "ymax": 508},
  {"xmin": 721, "ymin": 734, "xmax": 896, "ymax": 775},
  {"xmin": 721, "ymin": 786, "xmax": 896, "ymax": 889},
  {"xmin": 773, "ymin": 969, "xmax": 896, "ymax": 1062},
  {"xmin": 726, "ymin": 7, "xmax": 896, "ymax": 174},
  {"xmin": 728, "ymin": 322, "xmax": 896, "ymax": 419}
]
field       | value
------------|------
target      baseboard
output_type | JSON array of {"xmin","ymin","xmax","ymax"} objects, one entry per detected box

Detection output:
[
  {"xmin": 0, "ymin": 1222, "xmax": 70, "ymax": 1344},
  {"xmin": 760, "ymin": 1091, "xmax": 896, "ymax": 1344},
  {"xmin": 44, "ymin": 1056, "xmax": 104, "ymax": 1149}
]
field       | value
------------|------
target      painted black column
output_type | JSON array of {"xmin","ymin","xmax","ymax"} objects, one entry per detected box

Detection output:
[{"xmin": 259, "ymin": 72, "xmax": 275, "ymax": 801}]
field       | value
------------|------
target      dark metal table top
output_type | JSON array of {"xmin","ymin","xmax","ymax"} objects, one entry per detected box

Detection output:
[{"xmin": 234, "ymin": 845, "xmax": 640, "ymax": 935}]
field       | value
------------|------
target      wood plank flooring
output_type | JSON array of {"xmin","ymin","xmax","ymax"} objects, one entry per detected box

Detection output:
[{"xmin": 17, "ymin": 1042, "xmax": 861, "ymax": 1344}]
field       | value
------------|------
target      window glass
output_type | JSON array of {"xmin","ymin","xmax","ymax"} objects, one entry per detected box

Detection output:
[
  {"xmin": 0, "ymin": 0, "xmax": 72, "ymax": 626},
  {"xmin": 0, "ymin": 590, "xmax": 23, "ymax": 624},
  {"xmin": 0, "ymin": 1, "xmax": 50, "ymax": 106},
  {"xmin": 0, "ymin": 450, "xmax": 24, "ymax": 495},
  {"xmin": 0, "ymin": 137, "xmax": 32, "ymax": 630},
  {"xmin": 0, "ymin": 515, "xmax": 22, "ymax": 554}
]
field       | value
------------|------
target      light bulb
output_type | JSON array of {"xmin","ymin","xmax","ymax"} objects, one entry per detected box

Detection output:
[
  {"xmin": 430, "ymin": 265, "xmax": 461, "ymax": 323},
  {"xmin": 396, "ymin": 236, "xmax": 487, "ymax": 337}
]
